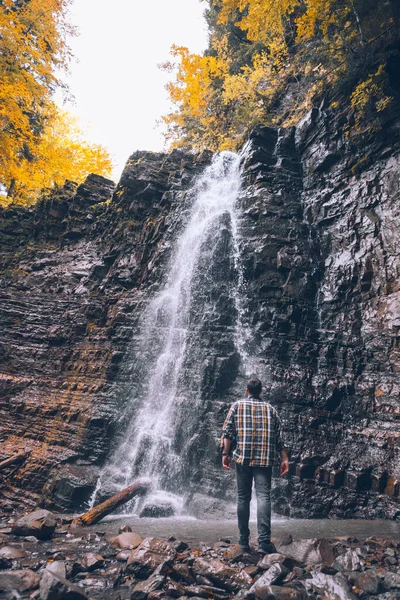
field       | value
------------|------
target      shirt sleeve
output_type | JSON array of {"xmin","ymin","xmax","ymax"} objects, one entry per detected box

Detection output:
[
  {"xmin": 274, "ymin": 410, "xmax": 285, "ymax": 452},
  {"xmin": 221, "ymin": 403, "xmax": 237, "ymax": 441}
]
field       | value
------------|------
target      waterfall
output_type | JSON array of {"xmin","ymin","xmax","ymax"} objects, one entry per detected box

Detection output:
[{"xmin": 92, "ymin": 151, "xmax": 253, "ymax": 512}]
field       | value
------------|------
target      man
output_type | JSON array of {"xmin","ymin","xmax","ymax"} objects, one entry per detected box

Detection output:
[{"xmin": 221, "ymin": 378, "xmax": 289, "ymax": 554}]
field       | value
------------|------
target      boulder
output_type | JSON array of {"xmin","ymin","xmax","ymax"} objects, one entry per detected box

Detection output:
[
  {"xmin": 192, "ymin": 558, "xmax": 253, "ymax": 592},
  {"xmin": 12, "ymin": 510, "xmax": 57, "ymax": 540},
  {"xmin": 81, "ymin": 553, "xmax": 104, "ymax": 572},
  {"xmin": 275, "ymin": 538, "xmax": 334, "ymax": 566},
  {"xmin": 110, "ymin": 532, "xmax": 143, "ymax": 550},
  {"xmin": 250, "ymin": 564, "xmax": 289, "ymax": 595},
  {"xmin": 40, "ymin": 569, "xmax": 87, "ymax": 599},
  {"xmin": 348, "ymin": 569, "xmax": 384, "ymax": 595},
  {"xmin": 304, "ymin": 571, "xmax": 358, "ymax": 599},
  {"xmin": 139, "ymin": 502, "xmax": 175, "ymax": 518},
  {"xmin": 0, "ymin": 569, "xmax": 40, "ymax": 593},
  {"xmin": 0, "ymin": 546, "xmax": 26, "ymax": 559},
  {"xmin": 127, "ymin": 538, "xmax": 176, "ymax": 578},
  {"xmin": 257, "ymin": 553, "xmax": 300, "ymax": 571},
  {"xmin": 251, "ymin": 586, "xmax": 307, "ymax": 600},
  {"xmin": 333, "ymin": 549, "xmax": 364, "ymax": 572},
  {"xmin": 131, "ymin": 573, "xmax": 166, "ymax": 600}
]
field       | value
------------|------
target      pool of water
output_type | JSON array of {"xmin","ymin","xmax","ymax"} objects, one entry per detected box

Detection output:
[{"xmin": 99, "ymin": 516, "xmax": 400, "ymax": 545}]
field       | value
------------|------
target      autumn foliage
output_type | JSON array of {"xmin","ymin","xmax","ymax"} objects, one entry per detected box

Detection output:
[
  {"xmin": 0, "ymin": 0, "xmax": 112, "ymax": 205},
  {"xmin": 162, "ymin": 0, "xmax": 399, "ymax": 151}
]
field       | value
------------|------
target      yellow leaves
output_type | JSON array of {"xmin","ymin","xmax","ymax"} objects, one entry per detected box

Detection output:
[
  {"xmin": 0, "ymin": 0, "xmax": 112, "ymax": 205},
  {"xmin": 218, "ymin": 0, "xmax": 299, "ymax": 43}
]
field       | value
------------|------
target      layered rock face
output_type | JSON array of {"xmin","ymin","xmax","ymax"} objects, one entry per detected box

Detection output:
[{"xmin": 0, "ymin": 107, "xmax": 399, "ymax": 519}]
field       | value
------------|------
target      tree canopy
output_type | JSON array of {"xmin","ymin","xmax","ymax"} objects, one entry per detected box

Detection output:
[
  {"xmin": 0, "ymin": 0, "xmax": 112, "ymax": 205},
  {"xmin": 162, "ymin": 0, "xmax": 398, "ymax": 151}
]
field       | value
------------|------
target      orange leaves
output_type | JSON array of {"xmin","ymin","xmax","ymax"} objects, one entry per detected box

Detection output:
[{"xmin": 0, "ymin": 0, "xmax": 111, "ymax": 204}]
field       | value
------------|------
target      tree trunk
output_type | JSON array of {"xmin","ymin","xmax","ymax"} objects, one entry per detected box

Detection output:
[
  {"xmin": 71, "ymin": 479, "xmax": 151, "ymax": 528},
  {"xmin": 0, "ymin": 452, "xmax": 29, "ymax": 472}
]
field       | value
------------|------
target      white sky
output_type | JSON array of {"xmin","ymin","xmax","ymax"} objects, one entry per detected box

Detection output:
[{"xmin": 60, "ymin": 0, "xmax": 208, "ymax": 181}]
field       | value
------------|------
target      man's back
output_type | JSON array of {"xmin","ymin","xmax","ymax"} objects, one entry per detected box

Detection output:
[{"xmin": 222, "ymin": 395, "xmax": 284, "ymax": 467}]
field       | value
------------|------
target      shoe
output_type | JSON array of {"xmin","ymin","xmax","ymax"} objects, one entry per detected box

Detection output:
[
  {"xmin": 240, "ymin": 544, "xmax": 251, "ymax": 553},
  {"xmin": 257, "ymin": 541, "xmax": 277, "ymax": 555}
]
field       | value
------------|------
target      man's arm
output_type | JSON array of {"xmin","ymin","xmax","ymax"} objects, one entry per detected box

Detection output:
[
  {"xmin": 221, "ymin": 404, "xmax": 236, "ymax": 470},
  {"xmin": 222, "ymin": 438, "xmax": 231, "ymax": 470},
  {"xmin": 275, "ymin": 411, "xmax": 289, "ymax": 476}
]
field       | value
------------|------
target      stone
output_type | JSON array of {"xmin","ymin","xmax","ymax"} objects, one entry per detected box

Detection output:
[
  {"xmin": 0, "ymin": 546, "xmax": 26, "ymax": 559},
  {"xmin": 0, "ymin": 569, "xmax": 40, "ymax": 593},
  {"xmin": 192, "ymin": 558, "xmax": 253, "ymax": 592},
  {"xmin": 256, "ymin": 586, "xmax": 307, "ymax": 600},
  {"xmin": 275, "ymin": 538, "xmax": 334, "ymax": 566},
  {"xmin": 304, "ymin": 571, "xmax": 358, "ymax": 599},
  {"xmin": 250, "ymin": 564, "xmax": 289, "ymax": 593},
  {"xmin": 131, "ymin": 574, "xmax": 166, "ymax": 600},
  {"xmin": 12, "ymin": 510, "xmax": 57, "ymax": 540},
  {"xmin": 110, "ymin": 532, "xmax": 143, "ymax": 550},
  {"xmin": 119, "ymin": 524, "xmax": 133, "ymax": 533},
  {"xmin": 333, "ymin": 549, "xmax": 364, "ymax": 572},
  {"xmin": 45, "ymin": 560, "xmax": 67, "ymax": 579},
  {"xmin": 127, "ymin": 538, "xmax": 176, "ymax": 578},
  {"xmin": 171, "ymin": 563, "xmax": 196, "ymax": 584},
  {"xmin": 257, "ymin": 553, "xmax": 300, "ymax": 571},
  {"xmin": 81, "ymin": 553, "xmax": 104, "ymax": 572},
  {"xmin": 383, "ymin": 570, "xmax": 400, "ymax": 590},
  {"xmin": 348, "ymin": 569, "xmax": 384, "ymax": 595},
  {"xmin": 116, "ymin": 549, "xmax": 132, "ymax": 561},
  {"xmin": 139, "ymin": 502, "xmax": 175, "ymax": 518},
  {"xmin": 40, "ymin": 569, "xmax": 87, "ymax": 599}
]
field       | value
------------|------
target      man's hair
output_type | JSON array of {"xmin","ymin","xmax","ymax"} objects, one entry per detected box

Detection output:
[{"xmin": 247, "ymin": 378, "xmax": 262, "ymax": 397}]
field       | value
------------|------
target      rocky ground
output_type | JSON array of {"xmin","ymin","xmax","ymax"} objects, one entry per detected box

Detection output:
[{"xmin": 0, "ymin": 509, "xmax": 399, "ymax": 599}]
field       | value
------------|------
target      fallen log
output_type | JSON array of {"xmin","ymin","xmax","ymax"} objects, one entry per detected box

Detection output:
[
  {"xmin": 0, "ymin": 451, "xmax": 30, "ymax": 472},
  {"xmin": 71, "ymin": 478, "xmax": 151, "ymax": 527}
]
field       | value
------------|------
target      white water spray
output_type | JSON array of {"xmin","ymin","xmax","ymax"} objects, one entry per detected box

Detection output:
[{"xmin": 92, "ymin": 151, "xmax": 255, "ymax": 511}]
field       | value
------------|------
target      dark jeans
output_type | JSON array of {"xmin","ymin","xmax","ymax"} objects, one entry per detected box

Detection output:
[{"xmin": 235, "ymin": 462, "xmax": 272, "ymax": 547}]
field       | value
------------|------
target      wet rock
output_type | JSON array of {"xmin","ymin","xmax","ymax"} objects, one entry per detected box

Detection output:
[
  {"xmin": 185, "ymin": 495, "xmax": 236, "ymax": 520},
  {"xmin": 171, "ymin": 563, "xmax": 195, "ymax": 584},
  {"xmin": 119, "ymin": 524, "xmax": 133, "ymax": 534},
  {"xmin": 383, "ymin": 570, "xmax": 400, "ymax": 591},
  {"xmin": 333, "ymin": 549, "xmax": 364, "ymax": 571},
  {"xmin": 110, "ymin": 532, "xmax": 143, "ymax": 550},
  {"xmin": 127, "ymin": 538, "xmax": 176, "ymax": 578},
  {"xmin": 116, "ymin": 549, "xmax": 132, "ymax": 561},
  {"xmin": 304, "ymin": 571, "xmax": 358, "ymax": 599},
  {"xmin": 0, "ymin": 546, "xmax": 26, "ymax": 559},
  {"xmin": 257, "ymin": 553, "xmax": 300, "ymax": 571},
  {"xmin": 12, "ymin": 510, "xmax": 57, "ymax": 540},
  {"xmin": 250, "ymin": 563, "xmax": 289, "ymax": 593},
  {"xmin": 275, "ymin": 538, "xmax": 334, "ymax": 566},
  {"xmin": 139, "ymin": 503, "xmax": 175, "ymax": 518},
  {"xmin": 40, "ymin": 568, "xmax": 87, "ymax": 599},
  {"xmin": 348, "ymin": 569, "xmax": 384, "ymax": 595},
  {"xmin": 0, "ymin": 569, "xmax": 40, "ymax": 593},
  {"xmin": 81, "ymin": 552, "xmax": 104, "ymax": 572},
  {"xmin": 131, "ymin": 573, "xmax": 166, "ymax": 600},
  {"xmin": 192, "ymin": 558, "xmax": 253, "ymax": 592},
  {"xmin": 255, "ymin": 586, "xmax": 307, "ymax": 600}
]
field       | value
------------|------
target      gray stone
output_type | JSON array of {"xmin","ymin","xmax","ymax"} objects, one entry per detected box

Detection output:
[
  {"xmin": 127, "ymin": 538, "xmax": 176, "ymax": 578},
  {"xmin": 275, "ymin": 538, "xmax": 334, "ymax": 566},
  {"xmin": 333, "ymin": 549, "xmax": 365, "ymax": 572},
  {"xmin": 12, "ymin": 510, "xmax": 57, "ymax": 540},
  {"xmin": 0, "ymin": 569, "xmax": 40, "ymax": 593},
  {"xmin": 192, "ymin": 558, "xmax": 253, "ymax": 592},
  {"xmin": 250, "ymin": 564, "xmax": 289, "ymax": 594},
  {"xmin": 40, "ymin": 569, "xmax": 87, "ymax": 599},
  {"xmin": 0, "ymin": 546, "xmax": 26, "ymax": 559},
  {"xmin": 304, "ymin": 571, "xmax": 358, "ymax": 599}
]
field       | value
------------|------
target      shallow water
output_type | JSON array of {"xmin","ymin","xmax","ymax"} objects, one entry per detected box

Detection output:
[{"xmin": 100, "ymin": 516, "xmax": 400, "ymax": 545}]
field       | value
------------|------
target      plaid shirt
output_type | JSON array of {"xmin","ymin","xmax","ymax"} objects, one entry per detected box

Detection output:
[{"xmin": 221, "ymin": 396, "xmax": 285, "ymax": 467}]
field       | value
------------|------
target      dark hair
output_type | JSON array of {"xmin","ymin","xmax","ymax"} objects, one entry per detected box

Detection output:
[{"xmin": 247, "ymin": 378, "xmax": 262, "ymax": 397}]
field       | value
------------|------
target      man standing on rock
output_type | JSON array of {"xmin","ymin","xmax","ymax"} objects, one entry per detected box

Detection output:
[{"xmin": 221, "ymin": 378, "xmax": 289, "ymax": 554}]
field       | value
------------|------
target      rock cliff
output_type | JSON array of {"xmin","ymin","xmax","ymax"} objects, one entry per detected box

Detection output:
[{"xmin": 0, "ymin": 106, "xmax": 399, "ymax": 519}]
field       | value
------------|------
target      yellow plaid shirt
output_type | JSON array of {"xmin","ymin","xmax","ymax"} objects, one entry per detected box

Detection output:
[{"xmin": 221, "ymin": 396, "xmax": 285, "ymax": 467}]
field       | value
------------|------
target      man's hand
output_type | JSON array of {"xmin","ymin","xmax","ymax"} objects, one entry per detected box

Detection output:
[
  {"xmin": 280, "ymin": 459, "xmax": 289, "ymax": 476},
  {"xmin": 222, "ymin": 455, "xmax": 231, "ymax": 470}
]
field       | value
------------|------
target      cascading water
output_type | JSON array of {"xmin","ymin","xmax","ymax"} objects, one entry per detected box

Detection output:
[{"xmin": 92, "ymin": 151, "xmax": 254, "ymax": 513}]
